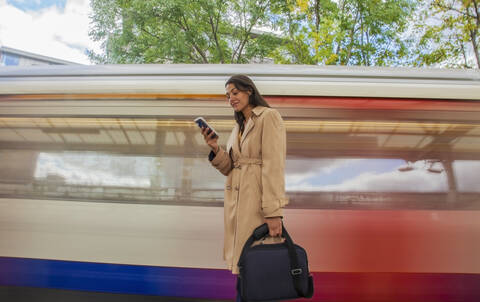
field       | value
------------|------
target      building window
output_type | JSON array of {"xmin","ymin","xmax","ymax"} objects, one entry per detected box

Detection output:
[{"xmin": 1, "ymin": 53, "xmax": 20, "ymax": 66}]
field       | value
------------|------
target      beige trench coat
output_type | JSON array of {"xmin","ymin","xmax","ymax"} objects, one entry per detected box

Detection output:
[{"xmin": 209, "ymin": 106, "xmax": 288, "ymax": 274}]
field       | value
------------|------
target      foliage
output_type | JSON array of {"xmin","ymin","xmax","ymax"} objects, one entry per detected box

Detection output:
[
  {"xmin": 269, "ymin": 0, "xmax": 416, "ymax": 66},
  {"xmin": 88, "ymin": 0, "xmax": 281, "ymax": 64},
  {"xmin": 88, "ymin": 0, "xmax": 479, "ymax": 68},
  {"xmin": 414, "ymin": 0, "xmax": 480, "ymax": 68}
]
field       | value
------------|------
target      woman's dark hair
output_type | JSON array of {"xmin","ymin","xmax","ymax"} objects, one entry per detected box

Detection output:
[{"xmin": 225, "ymin": 74, "xmax": 270, "ymax": 133}]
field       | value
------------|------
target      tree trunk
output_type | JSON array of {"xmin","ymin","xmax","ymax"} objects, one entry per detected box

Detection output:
[
  {"xmin": 471, "ymin": 30, "xmax": 480, "ymax": 68},
  {"xmin": 209, "ymin": 14, "xmax": 224, "ymax": 63},
  {"xmin": 472, "ymin": 0, "xmax": 480, "ymax": 68},
  {"xmin": 345, "ymin": 9, "xmax": 360, "ymax": 65},
  {"xmin": 314, "ymin": 0, "xmax": 320, "ymax": 64}
]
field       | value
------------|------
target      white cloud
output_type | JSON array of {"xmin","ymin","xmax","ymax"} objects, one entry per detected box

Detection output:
[
  {"xmin": 316, "ymin": 169, "xmax": 447, "ymax": 192},
  {"xmin": 288, "ymin": 160, "xmax": 449, "ymax": 192},
  {"xmin": 34, "ymin": 152, "xmax": 151, "ymax": 188},
  {"xmin": 0, "ymin": 0, "xmax": 101, "ymax": 64},
  {"xmin": 286, "ymin": 158, "xmax": 363, "ymax": 186}
]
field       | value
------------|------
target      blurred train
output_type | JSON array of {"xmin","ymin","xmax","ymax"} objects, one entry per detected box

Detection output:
[{"xmin": 0, "ymin": 65, "xmax": 479, "ymax": 301}]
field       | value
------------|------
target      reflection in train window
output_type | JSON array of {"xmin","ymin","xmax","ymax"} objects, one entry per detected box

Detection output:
[
  {"xmin": 1, "ymin": 117, "xmax": 480, "ymax": 209},
  {"xmin": 454, "ymin": 160, "xmax": 480, "ymax": 192},
  {"xmin": 284, "ymin": 120, "xmax": 480, "ymax": 209},
  {"xmin": 285, "ymin": 158, "xmax": 448, "ymax": 192},
  {"xmin": 0, "ymin": 117, "xmax": 229, "ymax": 205},
  {"xmin": 29, "ymin": 152, "xmax": 225, "ymax": 204}
]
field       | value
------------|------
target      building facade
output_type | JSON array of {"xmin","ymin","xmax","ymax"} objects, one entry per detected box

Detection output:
[{"xmin": 0, "ymin": 46, "xmax": 80, "ymax": 66}]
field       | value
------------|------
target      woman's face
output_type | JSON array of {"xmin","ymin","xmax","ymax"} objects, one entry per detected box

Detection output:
[{"xmin": 225, "ymin": 83, "xmax": 251, "ymax": 113}]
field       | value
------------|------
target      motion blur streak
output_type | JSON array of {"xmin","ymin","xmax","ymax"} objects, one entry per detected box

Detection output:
[{"xmin": 0, "ymin": 65, "xmax": 479, "ymax": 301}]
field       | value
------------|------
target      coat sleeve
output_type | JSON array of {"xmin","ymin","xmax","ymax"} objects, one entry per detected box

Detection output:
[
  {"xmin": 261, "ymin": 109, "xmax": 289, "ymax": 217},
  {"xmin": 209, "ymin": 147, "xmax": 233, "ymax": 176}
]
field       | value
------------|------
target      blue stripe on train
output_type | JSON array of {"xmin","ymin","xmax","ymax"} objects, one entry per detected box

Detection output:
[
  {"xmin": 0, "ymin": 257, "xmax": 236, "ymax": 299},
  {"xmin": 2, "ymin": 256, "xmax": 480, "ymax": 301}
]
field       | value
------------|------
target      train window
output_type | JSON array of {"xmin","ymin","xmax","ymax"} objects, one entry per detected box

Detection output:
[
  {"xmin": 0, "ymin": 117, "xmax": 479, "ymax": 209},
  {"xmin": 0, "ymin": 117, "xmax": 230, "ymax": 206},
  {"xmin": 283, "ymin": 120, "xmax": 480, "ymax": 210},
  {"xmin": 286, "ymin": 158, "xmax": 448, "ymax": 192},
  {"xmin": 31, "ymin": 153, "xmax": 225, "ymax": 204}
]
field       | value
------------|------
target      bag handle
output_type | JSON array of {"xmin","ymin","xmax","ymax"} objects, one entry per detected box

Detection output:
[{"xmin": 238, "ymin": 222, "xmax": 311, "ymax": 298}]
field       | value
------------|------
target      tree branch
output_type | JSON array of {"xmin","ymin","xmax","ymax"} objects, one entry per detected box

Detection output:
[
  {"xmin": 345, "ymin": 9, "xmax": 360, "ymax": 64},
  {"xmin": 470, "ymin": 29, "xmax": 480, "ymax": 68},
  {"xmin": 209, "ymin": 13, "xmax": 224, "ymax": 63},
  {"xmin": 232, "ymin": 1, "xmax": 250, "ymax": 62},
  {"xmin": 473, "ymin": 0, "xmax": 480, "ymax": 27},
  {"xmin": 314, "ymin": 0, "xmax": 320, "ymax": 63},
  {"xmin": 140, "ymin": 27, "xmax": 161, "ymax": 40},
  {"xmin": 335, "ymin": 1, "xmax": 347, "ymax": 59},
  {"xmin": 434, "ymin": 3, "xmax": 476, "ymax": 19},
  {"xmin": 235, "ymin": 0, "xmax": 269, "ymax": 63},
  {"xmin": 180, "ymin": 14, "xmax": 209, "ymax": 63}
]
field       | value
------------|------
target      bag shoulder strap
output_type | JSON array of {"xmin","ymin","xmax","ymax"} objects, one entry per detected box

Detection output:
[{"xmin": 282, "ymin": 225, "xmax": 307, "ymax": 297}]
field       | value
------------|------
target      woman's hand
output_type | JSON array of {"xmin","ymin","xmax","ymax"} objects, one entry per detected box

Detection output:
[
  {"xmin": 265, "ymin": 217, "xmax": 282, "ymax": 237},
  {"xmin": 201, "ymin": 126, "xmax": 219, "ymax": 153}
]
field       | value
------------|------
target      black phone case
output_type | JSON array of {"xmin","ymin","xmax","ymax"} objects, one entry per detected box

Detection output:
[{"xmin": 195, "ymin": 118, "xmax": 218, "ymax": 138}]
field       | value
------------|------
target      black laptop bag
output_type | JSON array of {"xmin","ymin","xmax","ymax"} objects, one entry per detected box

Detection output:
[{"xmin": 237, "ymin": 223, "xmax": 314, "ymax": 301}]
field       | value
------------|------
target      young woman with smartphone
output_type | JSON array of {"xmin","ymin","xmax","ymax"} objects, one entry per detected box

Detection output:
[{"xmin": 199, "ymin": 74, "xmax": 288, "ymax": 301}]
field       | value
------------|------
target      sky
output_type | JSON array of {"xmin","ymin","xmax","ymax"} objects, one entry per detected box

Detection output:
[
  {"xmin": 35, "ymin": 151, "xmax": 480, "ymax": 193},
  {"xmin": 0, "ymin": 0, "xmax": 101, "ymax": 64}
]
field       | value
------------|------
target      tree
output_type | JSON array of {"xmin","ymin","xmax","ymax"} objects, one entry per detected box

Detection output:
[
  {"xmin": 269, "ymin": 0, "xmax": 416, "ymax": 66},
  {"xmin": 88, "ymin": 0, "xmax": 281, "ymax": 64},
  {"xmin": 415, "ymin": 0, "xmax": 480, "ymax": 69}
]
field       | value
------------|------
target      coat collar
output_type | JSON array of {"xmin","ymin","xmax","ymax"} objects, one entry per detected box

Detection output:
[
  {"xmin": 240, "ymin": 106, "xmax": 268, "ymax": 145},
  {"xmin": 252, "ymin": 106, "xmax": 268, "ymax": 116},
  {"xmin": 227, "ymin": 106, "xmax": 269, "ymax": 153}
]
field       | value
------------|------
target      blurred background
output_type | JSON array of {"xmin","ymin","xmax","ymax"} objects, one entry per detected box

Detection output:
[{"xmin": 0, "ymin": 1, "xmax": 479, "ymax": 302}]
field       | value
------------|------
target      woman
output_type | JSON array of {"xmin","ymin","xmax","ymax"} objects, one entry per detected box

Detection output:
[{"xmin": 201, "ymin": 74, "xmax": 288, "ymax": 301}]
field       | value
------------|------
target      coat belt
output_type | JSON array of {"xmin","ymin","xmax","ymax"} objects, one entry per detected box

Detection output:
[{"xmin": 233, "ymin": 158, "xmax": 262, "ymax": 168}]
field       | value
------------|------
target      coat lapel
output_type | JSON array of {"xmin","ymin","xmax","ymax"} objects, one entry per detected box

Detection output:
[
  {"xmin": 240, "ymin": 106, "xmax": 267, "ymax": 147},
  {"xmin": 227, "ymin": 124, "xmax": 239, "ymax": 154},
  {"xmin": 240, "ymin": 117, "xmax": 255, "ymax": 146}
]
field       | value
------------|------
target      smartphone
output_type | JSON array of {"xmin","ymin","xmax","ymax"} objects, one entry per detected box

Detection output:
[{"xmin": 194, "ymin": 117, "xmax": 218, "ymax": 139}]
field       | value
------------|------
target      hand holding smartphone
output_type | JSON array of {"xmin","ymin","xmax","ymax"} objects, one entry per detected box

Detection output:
[{"xmin": 194, "ymin": 117, "xmax": 218, "ymax": 139}]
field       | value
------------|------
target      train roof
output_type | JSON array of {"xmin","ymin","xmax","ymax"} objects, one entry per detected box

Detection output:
[{"xmin": 0, "ymin": 64, "xmax": 479, "ymax": 100}]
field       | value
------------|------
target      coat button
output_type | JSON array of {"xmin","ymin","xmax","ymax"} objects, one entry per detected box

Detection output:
[{"xmin": 235, "ymin": 186, "xmax": 239, "ymax": 191}]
